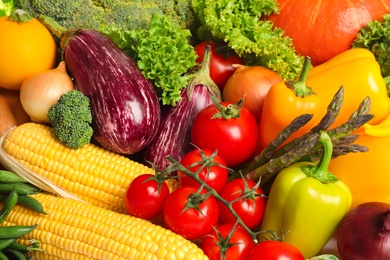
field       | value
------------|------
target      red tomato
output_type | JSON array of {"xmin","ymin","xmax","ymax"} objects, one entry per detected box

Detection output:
[
  {"xmin": 191, "ymin": 101, "xmax": 258, "ymax": 167},
  {"xmin": 178, "ymin": 148, "xmax": 228, "ymax": 193},
  {"xmin": 163, "ymin": 186, "xmax": 219, "ymax": 240},
  {"xmin": 201, "ymin": 223, "xmax": 256, "ymax": 260},
  {"xmin": 124, "ymin": 174, "xmax": 169, "ymax": 220},
  {"xmin": 218, "ymin": 178, "xmax": 266, "ymax": 229},
  {"xmin": 248, "ymin": 241, "xmax": 305, "ymax": 260},
  {"xmin": 194, "ymin": 41, "xmax": 244, "ymax": 91}
]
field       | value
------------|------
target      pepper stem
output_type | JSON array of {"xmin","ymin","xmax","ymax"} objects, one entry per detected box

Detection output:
[
  {"xmin": 301, "ymin": 131, "xmax": 339, "ymax": 183},
  {"xmin": 286, "ymin": 56, "xmax": 315, "ymax": 98}
]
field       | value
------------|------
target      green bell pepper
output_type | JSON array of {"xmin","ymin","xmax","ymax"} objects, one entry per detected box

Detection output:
[{"xmin": 259, "ymin": 131, "xmax": 352, "ymax": 259}]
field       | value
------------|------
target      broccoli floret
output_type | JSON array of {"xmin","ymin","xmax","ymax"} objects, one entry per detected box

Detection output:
[
  {"xmin": 47, "ymin": 90, "xmax": 93, "ymax": 150},
  {"xmin": 15, "ymin": 0, "xmax": 200, "ymax": 34}
]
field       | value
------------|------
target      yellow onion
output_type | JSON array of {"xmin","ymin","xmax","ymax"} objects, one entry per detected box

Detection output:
[
  {"xmin": 222, "ymin": 65, "xmax": 283, "ymax": 121},
  {"xmin": 20, "ymin": 61, "xmax": 74, "ymax": 124}
]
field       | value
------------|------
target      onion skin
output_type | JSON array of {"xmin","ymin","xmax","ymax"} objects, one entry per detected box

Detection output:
[
  {"xmin": 20, "ymin": 61, "xmax": 75, "ymax": 124},
  {"xmin": 63, "ymin": 29, "xmax": 161, "ymax": 154},
  {"xmin": 337, "ymin": 202, "xmax": 390, "ymax": 260},
  {"xmin": 222, "ymin": 65, "xmax": 283, "ymax": 121}
]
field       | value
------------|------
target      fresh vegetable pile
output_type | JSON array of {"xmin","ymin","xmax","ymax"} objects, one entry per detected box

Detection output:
[
  {"xmin": 2, "ymin": 1, "xmax": 390, "ymax": 259},
  {"xmin": 0, "ymin": 170, "xmax": 45, "ymax": 259}
]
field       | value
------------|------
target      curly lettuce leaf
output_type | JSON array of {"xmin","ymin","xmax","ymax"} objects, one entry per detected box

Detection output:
[
  {"xmin": 353, "ymin": 14, "xmax": 390, "ymax": 81},
  {"xmin": 192, "ymin": 0, "xmax": 304, "ymax": 80},
  {"xmin": 0, "ymin": 0, "xmax": 15, "ymax": 17},
  {"xmin": 104, "ymin": 13, "xmax": 197, "ymax": 106}
]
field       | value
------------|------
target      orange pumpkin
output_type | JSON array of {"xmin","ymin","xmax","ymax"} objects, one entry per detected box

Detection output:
[
  {"xmin": 267, "ymin": 0, "xmax": 390, "ymax": 65},
  {"xmin": 0, "ymin": 10, "xmax": 57, "ymax": 90}
]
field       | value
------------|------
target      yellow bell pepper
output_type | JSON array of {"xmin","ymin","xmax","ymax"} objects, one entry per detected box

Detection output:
[
  {"xmin": 260, "ymin": 131, "xmax": 352, "ymax": 259},
  {"xmin": 306, "ymin": 48, "xmax": 390, "ymax": 129},
  {"xmin": 329, "ymin": 112, "xmax": 390, "ymax": 208}
]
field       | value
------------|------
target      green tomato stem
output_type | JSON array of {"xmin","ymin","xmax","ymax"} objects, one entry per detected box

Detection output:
[{"xmin": 165, "ymin": 152, "xmax": 267, "ymax": 241}]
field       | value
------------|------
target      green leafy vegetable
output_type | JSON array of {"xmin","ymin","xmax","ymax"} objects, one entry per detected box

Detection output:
[
  {"xmin": 15, "ymin": 0, "xmax": 200, "ymax": 37},
  {"xmin": 192, "ymin": 0, "xmax": 304, "ymax": 80},
  {"xmin": 0, "ymin": 0, "xmax": 15, "ymax": 17},
  {"xmin": 111, "ymin": 13, "xmax": 198, "ymax": 106},
  {"xmin": 352, "ymin": 14, "xmax": 390, "ymax": 94},
  {"xmin": 48, "ymin": 90, "xmax": 93, "ymax": 149}
]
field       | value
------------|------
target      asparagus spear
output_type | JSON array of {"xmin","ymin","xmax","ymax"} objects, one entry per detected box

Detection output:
[{"xmin": 244, "ymin": 86, "xmax": 374, "ymax": 186}]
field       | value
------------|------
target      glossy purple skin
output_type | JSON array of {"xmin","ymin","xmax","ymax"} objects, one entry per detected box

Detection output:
[
  {"xmin": 63, "ymin": 29, "xmax": 160, "ymax": 154},
  {"xmin": 142, "ymin": 84, "xmax": 214, "ymax": 172}
]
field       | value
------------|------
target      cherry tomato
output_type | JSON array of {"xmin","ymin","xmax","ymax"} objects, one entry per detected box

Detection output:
[
  {"xmin": 178, "ymin": 148, "xmax": 228, "ymax": 193},
  {"xmin": 124, "ymin": 174, "xmax": 169, "ymax": 220},
  {"xmin": 194, "ymin": 41, "xmax": 244, "ymax": 91},
  {"xmin": 163, "ymin": 186, "xmax": 219, "ymax": 240},
  {"xmin": 218, "ymin": 178, "xmax": 266, "ymax": 229},
  {"xmin": 201, "ymin": 223, "xmax": 256, "ymax": 260},
  {"xmin": 248, "ymin": 241, "xmax": 305, "ymax": 260},
  {"xmin": 191, "ymin": 101, "xmax": 258, "ymax": 167}
]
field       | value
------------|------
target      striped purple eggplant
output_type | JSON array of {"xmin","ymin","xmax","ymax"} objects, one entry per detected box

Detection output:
[
  {"xmin": 141, "ymin": 46, "xmax": 221, "ymax": 172},
  {"xmin": 62, "ymin": 29, "xmax": 161, "ymax": 154}
]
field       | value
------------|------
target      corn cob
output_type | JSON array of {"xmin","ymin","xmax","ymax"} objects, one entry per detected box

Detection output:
[
  {"xmin": 0, "ymin": 123, "xmax": 179, "ymax": 214},
  {"xmin": 1, "ymin": 192, "xmax": 207, "ymax": 260}
]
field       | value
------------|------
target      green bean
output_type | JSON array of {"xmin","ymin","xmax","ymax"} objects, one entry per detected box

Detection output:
[
  {"xmin": 0, "ymin": 171, "xmax": 27, "ymax": 184},
  {"xmin": 0, "ymin": 183, "xmax": 39, "ymax": 196},
  {"xmin": 7, "ymin": 241, "xmax": 27, "ymax": 253},
  {"xmin": 0, "ymin": 225, "xmax": 38, "ymax": 239},
  {"xmin": 0, "ymin": 194, "xmax": 47, "ymax": 214},
  {"xmin": 0, "ymin": 190, "xmax": 18, "ymax": 224},
  {"xmin": 0, "ymin": 250, "xmax": 9, "ymax": 260},
  {"xmin": 0, "ymin": 239, "xmax": 16, "ymax": 251},
  {"xmin": 9, "ymin": 240, "xmax": 43, "ymax": 253},
  {"xmin": 17, "ymin": 195, "xmax": 47, "ymax": 215},
  {"xmin": 2, "ymin": 248, "xmax": 27, "ymax": 260}
]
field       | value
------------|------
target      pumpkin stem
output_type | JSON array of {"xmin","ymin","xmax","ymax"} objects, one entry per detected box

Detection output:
[{"xmin": 8, "ymin": 9, "xmax": 33, "ymax": 23}]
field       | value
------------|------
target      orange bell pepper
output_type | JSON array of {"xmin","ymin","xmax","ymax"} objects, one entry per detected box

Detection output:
[
  {"xmin": 259, "ymin": 57, "xmax": 321, "ymax": 151},
  {"xmin": 329, "ymin": 113, "xmax": 390, "ymax": 208},
  {"xmin": 260, "ymin": 48, "xmax": 390, "ymax": 152}
]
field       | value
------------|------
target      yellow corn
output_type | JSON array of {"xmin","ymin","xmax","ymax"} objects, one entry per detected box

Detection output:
[
  {"xmin": 0, "ymin": 122, "xmax": 179, "ymax": 214},
  {"xmin": 1, "ymin": 193, "xmax": 207, "ymax": 260}
]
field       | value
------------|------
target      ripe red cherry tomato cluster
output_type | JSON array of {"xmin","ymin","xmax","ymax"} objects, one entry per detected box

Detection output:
[
  {"xmin": 177, "ymin": 148, "xmax": 228, "ymax": 193},
  {"xmin": 123, "ymin": 174, "xmax": 169, "ymax": 220},
  {"xmin": 218, "ymin": 178, "xmax": 267, "ymax": 229},
  {"xmin": 124, "ymin": 40, "xmax": 307, "ymax": 259}
]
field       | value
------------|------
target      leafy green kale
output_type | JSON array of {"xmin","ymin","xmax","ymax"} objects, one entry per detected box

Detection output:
[
  {"xmin": 0, "ymin": 0, "xmax": 15, "ymax": 17},
  {"xmin": 353, "ymin": 14, "xmax": 390, "ymax": 92},
  {"xmin": 192, "ymin": 0, "xmax": 304, "ymax": 80},
  {"xmin": 48, "ymin": 90, "xmax": 93, "ymax": 149},
  {"xmin": 125, "ymin": 13, "xmax": 198, "ymax": 106}
]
